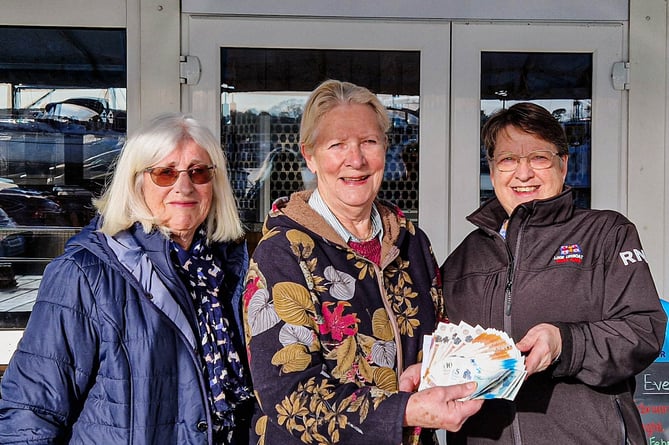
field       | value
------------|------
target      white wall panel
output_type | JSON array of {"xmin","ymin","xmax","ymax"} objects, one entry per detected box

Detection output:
[
  {"xmin": 629, "ymin": 0, "xmax": 667, "ymax": 296},
  {"xmin": 1, "ymin": 0, "xmax": 125, "ymax": 27},
  {"xmin": 183, "ymin": 0, "xmax": 628, "ymax": 21}
]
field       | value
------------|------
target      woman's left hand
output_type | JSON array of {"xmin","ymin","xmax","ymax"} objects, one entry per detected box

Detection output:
[
  {"xmin": 399, "ymin": 363, "xmax": 423, "ymax": 392},
  {"xmin": 515, "ymin": 323, "xmax": 562, "ymax": 376}
]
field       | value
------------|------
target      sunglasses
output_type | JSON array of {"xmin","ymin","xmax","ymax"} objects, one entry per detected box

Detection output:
[{"xmin": 144, "ymin": 165, "xmax": 216, "ymax": 187}]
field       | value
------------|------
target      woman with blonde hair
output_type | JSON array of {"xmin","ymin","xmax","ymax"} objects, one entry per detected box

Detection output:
[{"xmin": 243, "ymin": 80, "xmax": 482, "ymax": 445}]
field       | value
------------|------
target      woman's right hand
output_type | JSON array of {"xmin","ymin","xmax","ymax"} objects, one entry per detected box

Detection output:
[
  {"xmin": 403, "ymin": 383, "xmax": 484, "ymax": 432},
  {"xmin": 515, "ymin": 323, "xmax": 562, "ymax": 376}
]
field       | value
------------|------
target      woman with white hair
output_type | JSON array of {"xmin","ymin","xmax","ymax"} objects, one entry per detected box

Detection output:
[{"xmin": 0, "ymin": 113, "xmax": 255, "ymax": 444}]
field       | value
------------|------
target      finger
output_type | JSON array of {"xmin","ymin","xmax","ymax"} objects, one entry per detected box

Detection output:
[
  {"xmin": 461, "ymin": 399, "xmax": 485, "ymax": 417},
  {"xmin": 440, "ymin": 399, "xmax": 484, "ymax": 432},
  {"xmin": 515, "ymin": 332, "xmax": 537, "ymax": 352},
  {"xmin": 523, "ymin": 350, "xmax": 543, "ymax": 375},
  {"xmin": 525, "ymin": 348, "xmax": 553, "ymax": 375},
  {"xmin": 442, "ymin": 382, "xmax": 478, "ymax": 400},
  {"xmin": 399, "ymin": 363, "xmax": 422, "ymax": 392},
  {"xmin": 399, "ymin": 374, "xmax": 418, "ymax": 392}
]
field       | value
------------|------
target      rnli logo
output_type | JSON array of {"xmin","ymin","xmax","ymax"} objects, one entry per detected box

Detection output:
[
  {"xmin": 619, "ymin": 249, "xmax": 648, "ymax": 266},
  {"xmin": 553, "ymin": 244, "xmax": 583, "ymax": 264}
]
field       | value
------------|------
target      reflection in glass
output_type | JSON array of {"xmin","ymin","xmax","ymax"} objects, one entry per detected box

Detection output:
[
  {"xmin": 480, "ymin": 52, "xmax": 592, "ymax": 208},
  {"xmin": 219, "ymin": 49, "xmax": 420, "ymax": 237},
  {"xmin": 0, "ymin": 26, "xmax": 126, "ymax": 279}
]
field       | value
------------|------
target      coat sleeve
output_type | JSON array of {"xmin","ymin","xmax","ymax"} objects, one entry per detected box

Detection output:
[
  {"xmin": 243, "ymin": 228, "xmax": 411, "ymax": 445},
  {"xmin": 553, "ymin": 220, "xmax": 667, "ymax": 386},
  {"xmin": 0, "ymin": 256, "xmax": 100, "ymax": 442}
]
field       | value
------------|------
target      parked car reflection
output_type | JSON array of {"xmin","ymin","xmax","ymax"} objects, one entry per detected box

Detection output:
[
  {"xmin": 0, "ymin": 207, "xmax": 26, "ymax": 257},
  {"xmin": 51, "ymin": 186, "xmax": 95, "ymax": 227},
  {"xmin": 0, "ymin": 187, "xmax": 68, "ymax": 226}
]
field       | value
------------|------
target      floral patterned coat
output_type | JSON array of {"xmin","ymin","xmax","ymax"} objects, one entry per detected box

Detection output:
[{"xmin": 243, "ymin": 190, "xmax": 444, "ymax": 445}]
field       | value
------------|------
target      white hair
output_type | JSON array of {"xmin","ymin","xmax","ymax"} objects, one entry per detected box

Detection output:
[{"xmin": 94, "ymin": 112, "xmax": 244, "ymax": 242}]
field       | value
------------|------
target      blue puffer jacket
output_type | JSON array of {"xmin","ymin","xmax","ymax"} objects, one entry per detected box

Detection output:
[{"xmin": 0, "ymin": 218, "xmax": 249, "ymax": 444}]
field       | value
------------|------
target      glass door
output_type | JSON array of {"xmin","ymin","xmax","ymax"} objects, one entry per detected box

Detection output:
[
  {"xmin": 450, "ymin": 22, "xmax": 626, "ymax": 251},
  {"xmin": 184, "ymin": 17, "xmax": 452, "ymax": 258},
  {"xmin": 217, "ymin": 48, "xmax": 420, "ymax": 229},
  {"xmin": 0, "ymin": 25, "xmax": 126, "ymax": 370}
]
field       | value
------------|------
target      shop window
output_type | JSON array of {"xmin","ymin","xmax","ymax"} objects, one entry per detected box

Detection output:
[{"xmin": 0, "ymin": 26, "xmax": 126, "ymax": 319}]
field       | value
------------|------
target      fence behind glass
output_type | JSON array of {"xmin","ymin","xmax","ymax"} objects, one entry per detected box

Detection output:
[{"xmin": 218, "ymin": 48, "xmax": 420, "ymax": 237}]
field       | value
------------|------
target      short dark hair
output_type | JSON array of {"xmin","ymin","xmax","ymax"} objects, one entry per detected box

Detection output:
[{"xmin": 481, "ymin": 102, "xmax": 569, "ymax": 159}]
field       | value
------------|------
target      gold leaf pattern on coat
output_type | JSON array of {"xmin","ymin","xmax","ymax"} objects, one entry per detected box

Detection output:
[
  {"xmin": 373, "ymin": 366, "xmax": 398, "ymax": 392},
  {"xmin": 286, "ymin": 229, "xmax": 315, "ymax": 257},
  {"xmin": 271, "ymin": 343, "xmax": 312, "ymax": 373},
  {"xmin": 331, "ymin": 335, "xmax": 357, "ymax": 379},
  {"xmin": 386, "ymin": 258, "xmax": 413, "ymax": 287},
  {"xmin": 273, "ymin": 282, "xmax": 318, "ymax": 330},
  {"xmin": 396, "ymin": 299, "xmax": 420, "ymax": 337},
  {"xmin": 371, "ymin": 308, "xmax": 394, "ymax": 341},
  {"xmin": 357, "ymin": 356, "xmax": 374, "ymax": 382},
  {"xmin": 347, "ymin": 391, "xmax": 371, "ymax": 422},
  {"xmin": 276, "ymin": 390, "xmax": 309, "ymax": 432},
  {"xmin": 346, "ymin": 251, "xmax": 376, "ymax": 280},
  {"xmin": 356, "ymin": 333, "xmax": 376, "ymax": 356},
  {"xmin": 255, "ymin": 414, "xmax": 268, "ymax": 445},
  {"xmin": 275, "ymin": 378, "xmax": 375, "ymax": 444},
  {"xmin": 385, "ymin": 279, "xmax": 420, "ymax": 337}
]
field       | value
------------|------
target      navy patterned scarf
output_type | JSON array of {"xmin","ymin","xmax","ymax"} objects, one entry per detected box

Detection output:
[{"xmin": 170, "ymin": 227, "xmax": 253, "ymax": 438}]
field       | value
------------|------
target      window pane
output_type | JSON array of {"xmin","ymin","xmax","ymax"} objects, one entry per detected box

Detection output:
[
  {"xmin": 480, "ymin": 52, "xmax": 592, "ymax": 208},
  {"xmin": 219, "ymin": 48, "xmax": 420, "ymax": 244},
  {"xmin": 0, "ymin": 26, "xmax": 126, "ymax": 319}
]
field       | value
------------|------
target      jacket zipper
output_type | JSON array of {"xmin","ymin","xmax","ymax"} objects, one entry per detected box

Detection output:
[
  {"xmin": 614, "ymin": 397, "xmax": 628, "ymax": 445},
  {"xmin": 160, "ymin": 248, "xmax": 215, "ymax": 445},
  {"xmin": 501, "ymin": 239, "xmax": 514, "ymax": 333},
  {"xmin": 502, "ymin": 220, "xmax": 525, "ymax": 445},
  {"xmin": 504, "ymin": 261, "xmax": 514, "ymax": 317},
  {"xmin": 502, "ymin": 220, "xmax": 525, "ymax": 322},
  {"xmin": 374, "ymin": 245, "xmax": 404, "ymax": 372}
]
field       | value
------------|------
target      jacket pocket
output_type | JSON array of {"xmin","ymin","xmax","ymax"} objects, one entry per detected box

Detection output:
[{"xmin": 614, "ymin": 394, "xmax": 646, "ymax": 445}]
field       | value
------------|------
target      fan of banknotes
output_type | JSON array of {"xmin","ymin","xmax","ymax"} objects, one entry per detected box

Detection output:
[{"xmin": 418, "ymin": 321, "xmax": 527, "ymax": 400}]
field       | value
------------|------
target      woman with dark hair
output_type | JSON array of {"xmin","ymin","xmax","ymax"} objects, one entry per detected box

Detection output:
[{"xmin": 442, "ymin": 102, "xmax": 666, "ymax": 444}]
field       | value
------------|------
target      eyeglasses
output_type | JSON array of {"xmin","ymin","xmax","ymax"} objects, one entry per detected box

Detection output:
[
  {"xmin": 489, "ymin": 150, "xmax": 561, "ymax": 172},
  {"xmin": 144, "ymin": 165, "xmax": 216, "ymax": 187}
]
